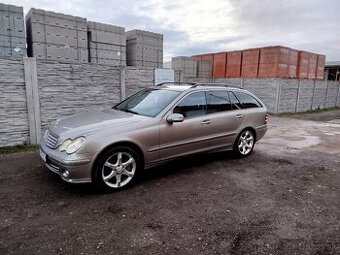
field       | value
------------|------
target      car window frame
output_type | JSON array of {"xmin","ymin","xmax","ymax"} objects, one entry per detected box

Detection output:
[{"xmin": 171, "ymin": 90, "xmax": 208, "ymax": 119}]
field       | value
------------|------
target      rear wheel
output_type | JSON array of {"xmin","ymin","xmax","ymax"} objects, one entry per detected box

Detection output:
[
  {"xmin": 93, "ymin": 146, "xmax": 141, "ymax": 191},
  {"xmin": 233, "ymin": 130, "xmax": 255, "ymax": 157}
]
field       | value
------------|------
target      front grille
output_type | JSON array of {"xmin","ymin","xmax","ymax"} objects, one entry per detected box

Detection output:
[{"xmin": 45, "ymin": 131, "xmax": 59, "ymax": 149}]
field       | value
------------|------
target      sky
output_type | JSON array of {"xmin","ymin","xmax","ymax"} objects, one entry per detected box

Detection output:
[{"xmin": 4, "ymin": 0, "xmax": 340, "ymax": 62}]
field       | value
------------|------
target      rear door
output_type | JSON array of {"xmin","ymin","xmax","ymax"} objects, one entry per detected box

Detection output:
[
  {"xmin": 204, "ymin": 90, "xmax": 245, "ymax": 149},
  {"xmin": 231, "ymin": 90, "xmax": 267, "ymax": 129}
]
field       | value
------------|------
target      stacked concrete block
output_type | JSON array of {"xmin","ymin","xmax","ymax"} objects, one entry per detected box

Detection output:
[
  {"xmin": 26, "ymin": 8, "xmax": 88, "ymax": 62},
  {"xmin": 0, "ymin": 3, "xmax": 26, "ymax": 58},
  {"xmin": 172, "ymin": 56, "xmax": 197, "ymax": 78},
  {"xmin": 126, "ymin": 29, "xmax": 163, "ymax": 68},
  {"xmin": 88, "ymin": 21, "xmax": 126, "ymax": 66}
]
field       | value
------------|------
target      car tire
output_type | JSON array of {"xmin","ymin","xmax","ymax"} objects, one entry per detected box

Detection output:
[
  {"xmin": 233, "ymin": 129, "xmax": 255, "ymax": 158},
  {"xmin": 93, "ymin": 146, "xmax": 142, "ymax": 191}
]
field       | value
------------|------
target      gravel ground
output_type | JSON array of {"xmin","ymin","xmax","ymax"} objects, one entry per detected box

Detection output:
[{"xmin": 0, "ymin": 113, "xmax": 339, "ymax": 255}]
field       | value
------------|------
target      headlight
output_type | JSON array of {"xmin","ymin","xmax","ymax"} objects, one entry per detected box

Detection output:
[{"xmin": 59, "ymin": 137, "xmax": 85, "ymax": 154}]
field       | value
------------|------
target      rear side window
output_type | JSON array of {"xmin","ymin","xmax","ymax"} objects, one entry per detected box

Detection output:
[
  {"xmin": 173, "ymin": 91, "xmax": 206, "ymax": 118},
  {"xmin": 206, "ymin": 90, "xmax": 232, "ymax": 113},
  {"xmin": 232, "ymin": 91, "xmax": 262, "ymax": 109},
  {"xmin": 229, "ymin": 92, "xmax": 242, "ymax": 110}
]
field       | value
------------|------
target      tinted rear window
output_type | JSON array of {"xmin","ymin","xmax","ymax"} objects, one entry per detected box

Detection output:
[{"xmin": 232, "ymin": 91, "xmax": 262, "ymax": 109}]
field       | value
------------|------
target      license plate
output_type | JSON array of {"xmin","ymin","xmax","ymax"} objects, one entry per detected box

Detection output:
[{"xmin": 39, "ymin": 148, "xmax": 46, "ymax": 162}]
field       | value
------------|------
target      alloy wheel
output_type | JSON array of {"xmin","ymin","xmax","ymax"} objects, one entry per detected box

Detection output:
[
  {"xmin": 238, "ymin": 130, "xmax": 254, "ymax": 155},
  {"xmin": 102, "ymin": 152, "xmax": 136, "ymax": 188}
]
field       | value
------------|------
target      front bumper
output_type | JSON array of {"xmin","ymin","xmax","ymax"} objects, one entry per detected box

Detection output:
[{"xmin": 39, "ymin": 145, "xmax": 93, "ymax": 184}]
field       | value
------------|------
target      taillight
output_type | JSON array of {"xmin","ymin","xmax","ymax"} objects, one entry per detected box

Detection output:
[{"xmin": 264, "ymin": 112, "xmax": 268, "ymax": 124}]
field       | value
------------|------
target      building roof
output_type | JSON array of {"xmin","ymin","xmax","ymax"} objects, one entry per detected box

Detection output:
[{"xmin": 325, "ymin": 61, "xmax": 340, "ymax": 67}]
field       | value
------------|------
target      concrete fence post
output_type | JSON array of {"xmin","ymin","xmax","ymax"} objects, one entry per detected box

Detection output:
[
  {"xmin": 295, "ymin": 79, "xmax": 301, "ymax": 113},
  {"xmin": 335, "ymin": 82, "xmax": 340, "ymax": 107},
  {"xmin": 311, "ymin": 79, "xmax": 316, "ymax": 110},
  {"xmin": 324, "ymin": 80, "xmax": 329, "ymax": 109},
  {"xmin": 120, "ymin": 66, "xmax": 126, "ymax": 101},
  {"xmin": 240, "ymin": 78, "xmax": 244, "ymax": 88},
  {"xmin": 274, "ymin": 78, "xmax": 282, "ymax": 114},
  {"xmin": 23, "ymin": 57, "xmax": 41, "ymax": 145}
]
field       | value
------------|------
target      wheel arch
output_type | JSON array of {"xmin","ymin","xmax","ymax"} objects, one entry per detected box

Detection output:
[{"xmin": 91, "ymin": 141, "xmax": 145, "ymax": 178}]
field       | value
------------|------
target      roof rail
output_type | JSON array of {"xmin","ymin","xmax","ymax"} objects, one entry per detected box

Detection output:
[
  {"xmin": 156, "ymin": 81, "xmax": 196, "ymax": 86},
  {"xmin": 192, "ymin": 82, "xmax": 243, "ymax": 89}
]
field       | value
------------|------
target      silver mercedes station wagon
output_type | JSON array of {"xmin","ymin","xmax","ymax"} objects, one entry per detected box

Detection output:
[{"xmin": 39, "ymin": 83, "xmax": 268, "ymax": 190}]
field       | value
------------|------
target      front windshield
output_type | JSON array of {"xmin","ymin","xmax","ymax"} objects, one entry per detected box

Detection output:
[{"xmin": 114, "ymin": 88, "xmax": 181, "ymax": 117}]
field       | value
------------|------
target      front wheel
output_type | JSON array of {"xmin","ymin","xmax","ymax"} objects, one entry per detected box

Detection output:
[
  {"xmin": 93, "ymin": 146, "xmax": 141, "ymax": 191},
  {"xmin": 233, "ymin": 130, "xmax": 255, "ymax": 157}
]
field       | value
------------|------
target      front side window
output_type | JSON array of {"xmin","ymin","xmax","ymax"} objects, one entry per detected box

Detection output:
[
  {"xmin": 233, "ymin": 91, "xmax": 262, "ymax": 109},
  {"xmin": 173, "ymin": 91, "xmax": 206, "ymax": 118},
  {"xmin": 206, "ymin": 90, "xmax": 232, "ymax": 113},
  {"xmin": 114, "ymin": 88, "xmax": 181, "ymax": 117}
]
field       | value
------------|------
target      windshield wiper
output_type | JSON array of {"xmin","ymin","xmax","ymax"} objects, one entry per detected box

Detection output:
[
  {"xmin": 113, "ymin": 107, "xmax": 140, "ymax": 115},
  {"xmin": 124, "ymin": 109, "xmax": 140, "ymax": 115}
]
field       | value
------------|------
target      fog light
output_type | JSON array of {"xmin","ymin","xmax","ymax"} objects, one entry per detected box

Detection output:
[{"xmin": 62, "ymin": 170, "xmax": 70, "ymax": 178}]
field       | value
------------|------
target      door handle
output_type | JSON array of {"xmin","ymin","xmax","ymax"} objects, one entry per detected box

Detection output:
[
  {"xmin": 235, "ymin": 114, "xmax": 243, "ymax": 118},
  {"xmin": 201, "ymin": 119, "xmax": 211, "ymax": 125}
]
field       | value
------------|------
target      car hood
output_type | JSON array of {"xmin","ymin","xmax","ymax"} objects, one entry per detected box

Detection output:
[{"xmin": 48, "ymin": 109, "xmax": 149, "ymax": 139}]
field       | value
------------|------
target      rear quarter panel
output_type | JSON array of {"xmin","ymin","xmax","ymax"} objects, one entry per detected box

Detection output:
[{"xmin": 241, "ymin": 107, "xmax": 267, "ymax": 141}]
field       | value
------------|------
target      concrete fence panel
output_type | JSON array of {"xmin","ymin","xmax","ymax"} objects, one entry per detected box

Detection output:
[
  {"xmin": 125, "ymin": 67, "xmax": 154, "ymax": 98},
  {"xmin": 37, "ymin": 61, "xmax": 121, "ymax": 131},
  {"xmin": 242, "ymin": 78, "xmax": 279, "ymax": 113},
  {"xmin": 324, "ymin": 81, "xmax": 338, "ymax": 108},
  {"xmin": 278, "ymin": 79, "xmax": 299, "ymax": 113},
  {"xmin": 296, "ymin": 79, "xmax": 314, "ymax": 112},
  {"xmin": 213, "ymin": 78, "xmax": 242, "ymax": 86},
  {"xmin": 0, "ymin": 58, "xmax": 30, "ymax": 147},
  {"xmin": 313, "ymin": 80, "xmax": 327, "ymax": 110}
]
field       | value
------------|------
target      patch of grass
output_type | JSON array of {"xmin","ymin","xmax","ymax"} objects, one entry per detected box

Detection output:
[
  {"xmin": 277, "ymin": 106, "xmax": 340, "ymax": 116},
  {"xmin": 0, "ymin": 145, "xmax": 38, "ymax": 154}
]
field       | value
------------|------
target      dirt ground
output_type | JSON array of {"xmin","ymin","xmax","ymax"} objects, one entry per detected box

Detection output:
[{"xmin": 0, "ymin": 112, "xmax": 339, "ymax": 255}]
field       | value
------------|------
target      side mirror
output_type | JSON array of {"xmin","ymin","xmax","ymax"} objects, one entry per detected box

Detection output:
[{"xmin": 166, "ymin": 113, "xmax": 184, "ymax": 124}]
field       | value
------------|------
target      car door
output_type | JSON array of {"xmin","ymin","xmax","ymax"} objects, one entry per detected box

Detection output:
[
  {"xmin": 204, "ymin": 89, "xmax": 245, "ymax": 150},
  {"xmin": 159, "ymin": 91, "xmax": 213, "ymax": 161},
  {"xmin": 231, "ymin": 90, "xmax": 267, "ymax": 129}
]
